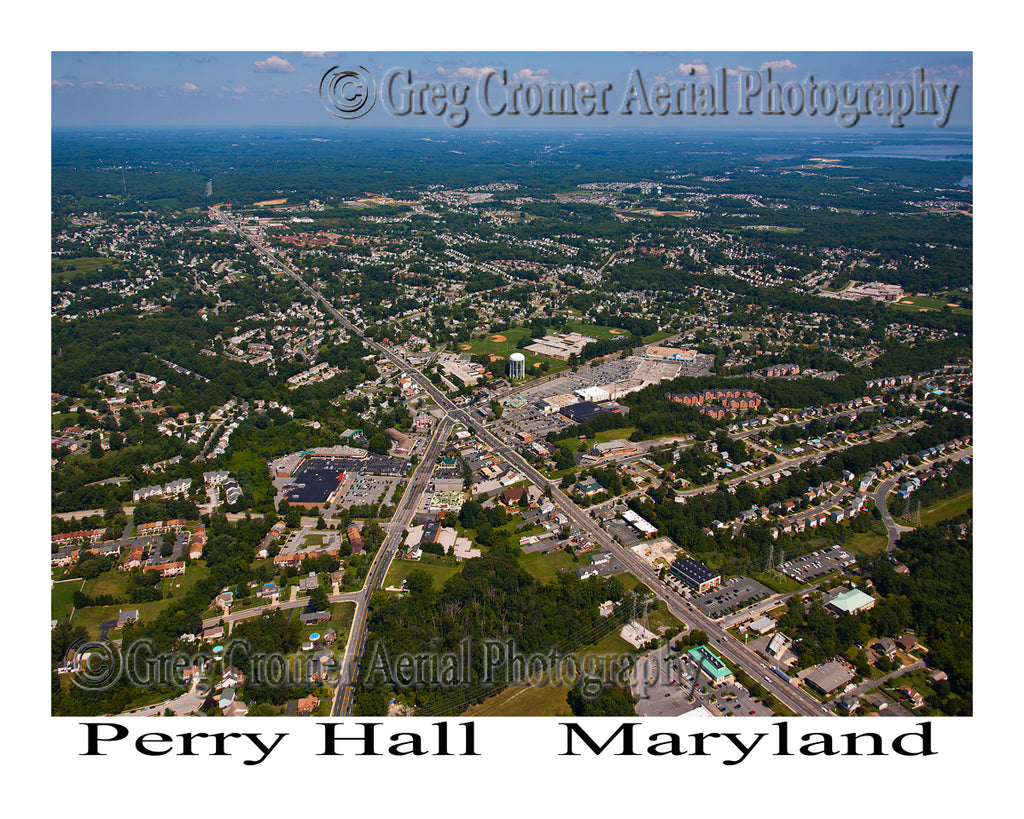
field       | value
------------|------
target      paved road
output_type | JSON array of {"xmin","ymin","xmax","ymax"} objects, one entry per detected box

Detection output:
[
  {"xmin": 330, "ymin": 416, "xmax": 453, "ymax": 716},
  {"xmin": 870, "ymin": 446, "xmax": 973, "ymax": 551},
  {"xmin": 848, "ymin": 658, "xmax": 926, "ymax": 699},
  {"xmin": 210, "ymin": 207, "xmax": 842, "ymax": 718}
]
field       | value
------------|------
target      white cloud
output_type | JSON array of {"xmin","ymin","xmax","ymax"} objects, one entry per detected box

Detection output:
[
  {"xmin": 935, "ymin": 64, "xmax": 973, "ymax": 81},
  {"xmin": 51, "ymin": 80, "xmax": 74, "ymax": 88},
  {"xmin": 512, "ymin": 68, "xmax": 549, "ymax": 82},
  {"xmin": 677, "ymin": 62, "xmax": 709, "ymax": 76},
  {"xmin": 301, "ymin": 52, "xmax": 337, "ymax": 58},
  {"xmin": 81, "ymin": 81, "xmax": 142, "ymax": 90},
  {"xmin": 253, "ymin": 56, "xmax": 295, "ymax": 73},
  {"xmin": 759, "ymin": 59, "xmax": 798, "ymax": 72},
  {"xmin": 437, "ymin": 65, "xmax": 498, "ymax": 80},
  {"xmin": 182, "ymin": 82, "xmax": 200, "ymax": 92}
]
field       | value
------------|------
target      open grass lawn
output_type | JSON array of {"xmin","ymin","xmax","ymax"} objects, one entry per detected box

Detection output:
[
  {"xmin": 646, "ymin": 605, "xmax": 684, "ymax": 634},
  {"xmin": 82, "ymin": 570, "xmax": 129, "ymax": 599},
  {"xmin": 160, "ymin": 564, "xmax": 211, "ymax": 601},
  {"xmin": 463, "ymin": 628, "xmax": 637, "ymax": 716},
  {"xmin": 51, "ymin": 255, "xmax": 120, "ymax": 282},
  {"xmin": 463, "ymin": 678, "xmax": 573, "ymax": 716},
  {"xmin": 642, "ymin": 330, "xmax": 674, "ymax": 345},
  {"xmin": 518, "ymin": 549, "xmax": 578, "ymax": 582},
  {"xmin": 51, "ymin": 412, "xmax": 78, "ymax": 431},
  {"xmin": 329, "ymin": 601, "xmax": 355, "ymax": 633},
  {"xmin": 844, "ymin": 532, "xmax": 889, "ymax": 557},
  {"xmin": 561, "ymin": 320, "xmax": 622, "ymax": 340},
  {"xmin": 616, "ymin": 572, "xmax": 645, "ymax": 593},
  {"xmin": 384, "ymin": 557, "xmax": 463, "ymax": 591},
  {"xmin": 52, "ymin": 580, "xmax": 84, "ymax": 622},
  {"xmin": 751, "ymin": 572, "xmax": 804, "ymax": 594},
  {"xmin": 892, "ymin": 296, "xmax": 970, "ymax": 315},
  {"xmin": 918, "ymin": 490, "xmax": 973, "ymax": 526},
  {"xmin": 72, "ymin": 565, "xmax": 211, "ymax": 638},
  {"xmin": 571, "ymin": 426, "xmax": 638, "ymax": 451},
  {"xmin": 458, "ymin": 325, "xmax": 569, "ymax": 378},
  {"xmin": 69, "ymin": 603, "xmax": 122, "ymax": 638},
  {"xmin": 594, "ymin": 426, "xmax": 637, "ymax": 443}
]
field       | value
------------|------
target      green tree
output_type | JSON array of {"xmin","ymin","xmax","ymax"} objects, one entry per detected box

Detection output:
[{"xmin": 308, "ymin": 584, "xmax": 329, "ymax": 611}]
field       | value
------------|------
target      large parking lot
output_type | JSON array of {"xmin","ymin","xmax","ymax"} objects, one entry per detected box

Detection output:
[
  {"xmin": 333, "ymin": 475, "xmax": 404, "ymax": 510},
  {"xmin": 693, "ymin": 577, "xmax": 772, "ymax": 619},
  {"xmin": 781, "ymin": 544, "xmax": 856, "ymax": 582},
  {"xmin": 606, "ymin": 519, "xmax": 642, "ymax": 547},
  {"xmin": 494, "ymin": 402, "xmax": 571, "ymax": 441},
  {"xmin": 631, "ymin": 646, "xmax": 776, "ymax": 717}
]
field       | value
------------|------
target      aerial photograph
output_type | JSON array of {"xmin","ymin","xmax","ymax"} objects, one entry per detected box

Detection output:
[{"xmin": 50, "ymin": 51, "xmax": 973, "ymax": 720}]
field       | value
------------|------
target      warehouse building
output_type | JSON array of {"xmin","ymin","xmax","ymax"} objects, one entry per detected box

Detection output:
[
  {"xmin": 803, "ymin": 661, "xmax": 856, "ymax": 695},
  {"xmin": 622, "ymin": 508, "xmax": 658, "ymax": 538},
  {"xmin": 669, "ymin": 557, "xmax": 721, "ymax": 593}
]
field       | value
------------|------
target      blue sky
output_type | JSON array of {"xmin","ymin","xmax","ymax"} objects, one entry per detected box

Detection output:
[{"xmin": 51, "ymin": 51, "xmax": 972, "ymax": 132}]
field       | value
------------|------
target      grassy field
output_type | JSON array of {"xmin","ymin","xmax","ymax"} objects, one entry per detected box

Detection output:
[
  {"xmin": 562, "ymin": 320, "xmax": 624, "ymax": 340},
  {"xmin": 918, "ymin": 490, "xmax": 973, "ymax": 526},
  {"xmin": 463, "ymin": 629, "xmax": 637, "ymax": 716},
  {"xmin": 69, "ymin": 603, "xmax": 122, "ymax": 638},
  {"xmin": 642, "ymin": 330, "xmax": 675, "ymax": 345},
  {"xmin": 844, "ymin": 532, "xmax": 889, "ymax": 556},
  {"xmin": 518, "ymin": 549, "xmax": 578, "ymax": 582},
  {"xmin": 82, "ymin": 569, "xmax": 130, "ymax": 599},
  {"xmin": 384, "ymin": 557, "xmax": 463, "ymax": 591},
  {"xmin": 51, "ymin": 412, "xmax": 78, "ymax": 431},
  {"xmin": 646, "ymin": 604, "xmax": 684, "ymax": 634},
  {"xmin": 72, "ymin": 565, "xmax": 212, "ymax": 638},
  {"xmin": 51, "ymin": 256, "xmax": 121, "ymax": 283},
  {"xmin": 52, "ymin": 580, "xmax": 84, "ymax": 622},
  {"xmin": 568, "ymin": 426, "xmax": 638, "ymax": 451},
  {"xmin": 751, "ymin": 571, "xmax": 805, "ymax": 594},
  {"xmin": 456, "ymin": 326, "xmax": 568, "ymax": 378},
  {"xmin": 892, "ymin": 296, "xmax": 971, "ymax": 315}
]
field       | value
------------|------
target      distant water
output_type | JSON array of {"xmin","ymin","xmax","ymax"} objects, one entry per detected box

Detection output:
[{"xmin": 829, "ymin": 141, "xmax": 972, "ymax": 162}]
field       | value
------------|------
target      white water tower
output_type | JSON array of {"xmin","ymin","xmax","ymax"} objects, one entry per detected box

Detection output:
[{"xmin": 508, "ymin": 352, "xmax": 526, "ymax": 380}]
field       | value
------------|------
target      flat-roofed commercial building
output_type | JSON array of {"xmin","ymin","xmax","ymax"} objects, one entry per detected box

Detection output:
[
  {"xmin": 622, "ymin": 508, "xmax": 658, "ymax": 538},
  {"xmin": 642, "ymin": 345, "xmax": 698, "ymax": 362},
  {"xmin": 803, "ymin": 661, "xmax": 855, "ymax": 695},
  {"xmin": 591, "ymin": 439, "xmax": 638, "ymax": 458},
  {"xmin": 670, "ymin": 557, "xmax": 721, "ymax": 593}
]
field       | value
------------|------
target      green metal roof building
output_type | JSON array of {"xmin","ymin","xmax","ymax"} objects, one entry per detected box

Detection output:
[
  {"xmin": 686, "ymin": 645, "xmax": 734, "ymax": 683},
  {"xmin": 826, "ymin": 587, "xmax": 876, "ymax": 615}
]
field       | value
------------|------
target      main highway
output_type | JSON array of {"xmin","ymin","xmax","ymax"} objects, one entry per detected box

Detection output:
[{"xmin": 213, "ymin": 207, "xmax": 827, "ymax": 717}]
